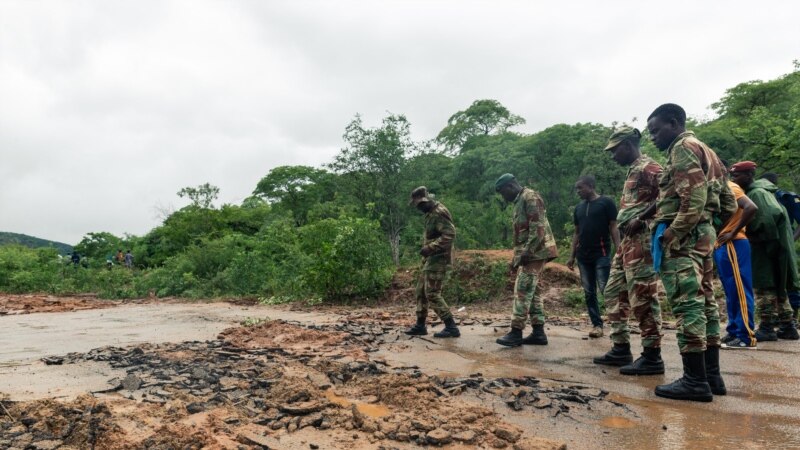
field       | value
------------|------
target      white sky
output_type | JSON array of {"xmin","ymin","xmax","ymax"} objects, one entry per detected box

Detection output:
[{"xmin": 1, "ymin": 0, "xmax": 798, "ymax": 244}]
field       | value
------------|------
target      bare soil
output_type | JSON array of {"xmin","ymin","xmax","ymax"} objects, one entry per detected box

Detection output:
[{"xmin": 0, "ymin": 294, "xmax": 116, "ymax": 315}]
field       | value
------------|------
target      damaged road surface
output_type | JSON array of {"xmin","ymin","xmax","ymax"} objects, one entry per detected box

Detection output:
[{"xmin": 2, "ymin": 301, "xmax": 800, "ymax": 449}]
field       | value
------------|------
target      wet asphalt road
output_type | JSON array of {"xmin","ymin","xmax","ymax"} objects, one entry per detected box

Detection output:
[{"xmin": 2, "ymin": 303, "xmax": 799, "ymax": 449}]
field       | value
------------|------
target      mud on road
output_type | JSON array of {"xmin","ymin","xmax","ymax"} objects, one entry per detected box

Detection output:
[{"xmin": 2, "ymin": 297, "xmax": 800, "ymax": 449}]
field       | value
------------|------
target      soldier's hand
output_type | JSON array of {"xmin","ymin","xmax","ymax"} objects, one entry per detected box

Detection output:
[
  {"xmin": 566, "ymin": 257, "xmax": 575, "ymax": 271},
  {"xmin": 419, "ymin": 246, "xmax": 433, "ymax": 257}
]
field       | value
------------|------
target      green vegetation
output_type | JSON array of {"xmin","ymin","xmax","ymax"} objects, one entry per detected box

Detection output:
[
  {"xmin": 1, "ymin": 63, "xmax": 798, "ymax": 302},
  {"xmin": 0, "ymin": 232, "xmax": 72, "ymax": 254}
]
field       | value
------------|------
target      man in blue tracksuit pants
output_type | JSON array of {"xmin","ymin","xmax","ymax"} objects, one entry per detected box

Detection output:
[{"xmin": 714, "ymin": 180, "xmax": 759, "ymax": 348}]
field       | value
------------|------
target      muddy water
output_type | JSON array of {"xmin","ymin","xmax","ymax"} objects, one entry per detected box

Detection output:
[{"xmin": 378, "ymin": 323, "xmax": 800, "ymax": 450}]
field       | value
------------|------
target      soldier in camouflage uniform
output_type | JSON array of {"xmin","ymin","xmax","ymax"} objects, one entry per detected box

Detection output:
[
  {"xmin": 592, "ymin": 127, "xmax": 665, "ymax": 375},
  {"xmin": 647, "ymin": 104, "xmax": 737, "ymax": 402},
  {"xmin": 404, "ymin": 186, "xmax": 461, "ymax": 338},
  {"xmin": 494, "ymin": 174, "xmax": 559, "ymax": 347}
]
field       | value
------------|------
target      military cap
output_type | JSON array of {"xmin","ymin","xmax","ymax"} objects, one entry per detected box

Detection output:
[
  {"xmin": 495, "ymin": 173, "xmax": 516, "ymax": 191},
  {"xmin": 604, "ymin": 126, "xmax": 641, "ymax": 151},
  {"xmin": 729, "ymin": 161, "xmax": 757, "ymax": 173},
  {"xmin": 409, "ymin": 186, "xmax": 431, "ymax": 206}
]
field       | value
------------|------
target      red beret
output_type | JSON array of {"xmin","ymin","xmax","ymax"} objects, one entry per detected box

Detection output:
[{"xmin": 730, "ymin": 161, "xmax": 757, "ymax": 172}]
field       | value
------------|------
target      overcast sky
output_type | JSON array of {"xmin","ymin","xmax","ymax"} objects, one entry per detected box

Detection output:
[{"xmin": 1, "ymin": 1, "xmax": 798, "ymax": 245}]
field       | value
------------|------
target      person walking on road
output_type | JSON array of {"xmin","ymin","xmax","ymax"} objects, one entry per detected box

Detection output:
[
  {"xmin": 404, "ymin": 186, "xmax": 461, "ymax": 338},
  {"xmin": 494, "ymin": 174, "xmax": 558, "ymax": 347},
  {"xmin": 567, "ymin": 175, "xmax": 620, "ymax": 338},
  {"xmin": 647, "ymin": 103, "xmax": 737, "ymax": 402},
  {"xmin": 592, "ymin": 127, "xmax": 665, "ymax": 375}
]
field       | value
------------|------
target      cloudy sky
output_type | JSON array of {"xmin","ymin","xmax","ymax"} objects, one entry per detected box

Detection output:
[{"xmin": 1, "ymin": 1, "xmax": 798, "ymax": 244}]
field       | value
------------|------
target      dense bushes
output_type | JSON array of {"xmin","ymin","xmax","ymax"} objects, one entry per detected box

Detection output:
[{"xmin": 0, "ymin": 217, "xmax": 394, "ymax": 302}]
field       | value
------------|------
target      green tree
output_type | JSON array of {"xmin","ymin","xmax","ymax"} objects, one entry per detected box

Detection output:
[
  {"xmin": 177, "ymin": 182, "xmax": 220, "ymax": 209},
  {"xmin": 253, "ymin": 165, "xmax": 332, "ymax": 226},
  {"xmin": 436, "ymin": 99, "xmax": 525, "ymax": 153},
  {"xmin": 329, "ymin": 114, "xmax": 416, "ymax": 265}
]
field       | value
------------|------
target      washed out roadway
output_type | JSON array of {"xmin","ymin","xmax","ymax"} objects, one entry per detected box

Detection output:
[{"xmin": 1, "ymin": 302, "xmax": 799, "ymax": 450}]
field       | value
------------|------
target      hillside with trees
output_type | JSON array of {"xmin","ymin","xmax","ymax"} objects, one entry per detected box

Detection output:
[{"xmin": 1, "ymin": 63, "xmax": 798, "ymax": 302}]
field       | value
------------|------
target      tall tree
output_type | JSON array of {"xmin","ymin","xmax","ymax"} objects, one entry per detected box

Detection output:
[
  {"xmin": 177, "ymin": 183, "xmax": 220, "ymax": 209},
  {"xmin": 436, "ymin": 99, "xmax": 525, "ymax": 153},
  {"xmin": 253, "ymin": 165, "xmax": 332, "ymax": 226},
  {"xmin": 329, "ymin": 114, "xmax": 415, "ymax": 265}
]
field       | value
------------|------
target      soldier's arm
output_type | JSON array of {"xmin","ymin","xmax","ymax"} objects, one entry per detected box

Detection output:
[
  {"xmin": 718, "ymin": 178, "xmax": 738, "ymax": 224},
  {"xmin": 523, "ymin": 197, "xmax": 545, "ymax": 258},
  {"xmin": 423, "ymin": 215, "xmax": 455, "ymax": 254},
  {"xmin": 668, "ymin": 145, "xmax": 707, "ymax": 241}
]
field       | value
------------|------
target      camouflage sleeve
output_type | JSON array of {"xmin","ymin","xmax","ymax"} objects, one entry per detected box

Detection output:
[
  {"xmin": 522, "ymin": 196, "xmax": 544, "ymax": 257},
  {"xmin": 424, "ymin": 214, "xmax": 455, "ymax": 254},
  {"xmin": 668, "ymin": 144, "xmax": 708, "ymax": 240},
  {"xmin": 644, "ymin": 163, "xmax": 663, "ymax": 203}
]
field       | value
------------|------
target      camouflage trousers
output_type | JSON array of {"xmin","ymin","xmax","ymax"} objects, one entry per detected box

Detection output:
[
  {"xmin": 604, "ymin": 231, "xmax": 662, "ymax": 348},
  {"xmin": 755, "ymin": 288, "xmax": 794, "ymax": 325},
  {"xmin": 416, "ymin": 269, "xmax": 453, "ymax": 322},
  {"xmin": 659, "ymin": 222, "xmax": 720, "ymax": 353},
  {"xmin": 511, "ymin": 260, "xmax": 546, "ymax": 329}
]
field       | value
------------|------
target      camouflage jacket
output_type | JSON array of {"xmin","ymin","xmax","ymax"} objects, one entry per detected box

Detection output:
[
  {"xmin": 512, "ymin": 187, "xmax": 558, "ymax": 265},
  {"xmin": 617, "ymin": 155, "xmax": 663, "ymax": 229},
  {"xmin": 655, "ymin": 131, "xmax": 737, "ymax": 246},
  {"xmin": 420, "ymin": 201, "xmax": 456, "ymax": 272}
]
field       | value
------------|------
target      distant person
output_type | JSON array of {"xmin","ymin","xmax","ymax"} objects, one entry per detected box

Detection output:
[
  {"xmin": 647, "ymin": 103, "xmax": 736, "ymax": 402},
  {"xmin": 71, "ymin": 251, "xmax": 80, "ymax": 266},
  {"xmin": 714, "ymin": 171, "xmax": 759, "ymax": 349},
  {"xmin": 404, "ymin": 186, "xmax": 460, "ymax": 338},
  {"xmin": 760, "ymin": 172, "xmax": 800, "ymax": 325},
  {"xmin": 567, "ymin": 175, "xmax": 620, "ymax": 338},
  {"xmin": 124, "ymin": 250, "xmax": 134, "ymax": 269},
  {"xmin": 494, "ymin": 174, "xmax": 558, "ymax": 347},
  {"xmin": 106, "ymin": 254, "xmax": 114, "ymax": 270},
  {"xmin": 730, "ymin": 162, "xmax": 799, "ymax": 341},
  {"xmin": 592, "ymin": 127, "xmax": 665, "ymax": 375},
  {"xmin": 116, "ymin": 249, "xmax": 124, "ymax": 264}
]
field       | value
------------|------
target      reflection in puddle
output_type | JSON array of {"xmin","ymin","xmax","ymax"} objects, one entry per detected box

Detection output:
[
  {"xmin": 600, "ymin": 416, "xmax": 637, "ymax": 428},
  {"xmin": 324, "ymin": 389, "xmax": 390, "ymax": 418}
]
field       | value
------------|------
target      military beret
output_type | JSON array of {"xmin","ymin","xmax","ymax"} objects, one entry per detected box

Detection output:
[
  {"xmin": 604, "ymin": 126, "xmax": 641, "ymax": 151},
  {"xmin": 495, "ymin": 173, "xmax": 516, "ymax": 191},
  {"xmin": 730, "ymin": 161, "xmax": 757, "ymax": 173},
  {"xmin": 409, "ymin": 186, "xmax": 431, "ymax": 206}
]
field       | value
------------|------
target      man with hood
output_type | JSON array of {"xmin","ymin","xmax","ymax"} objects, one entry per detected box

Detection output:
[{"xmin": 729, "ymin": 162, "xmax": 799, "ymax": 341}]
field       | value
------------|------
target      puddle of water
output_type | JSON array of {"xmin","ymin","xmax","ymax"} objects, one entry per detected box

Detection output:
[
  {"xmin": 599, "ymin": 416, "xmax": 637, "ymax": 429},
  {"xmin": 323, "ymin": 390, "xmax": 390, "ymax": 418}
]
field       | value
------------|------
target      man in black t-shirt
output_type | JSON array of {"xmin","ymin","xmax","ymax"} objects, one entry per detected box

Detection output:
[{"xmin": 567, "ymin": 175, "xmax": 620, "ymax": 338}]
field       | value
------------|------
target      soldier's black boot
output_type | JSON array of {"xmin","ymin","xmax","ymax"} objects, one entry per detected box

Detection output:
[
  {"xmin": 593, "ymin": 343, "xmax": 633, "ymax": 366},
  {"xmin": 654, "ymin": 352, "xmax": 713, "ymax": 402},
  {"xmin": 521, "ymin": 324, "xmax": 548, "ymax": 345},
  {"xmin": 704, "ymin": 346, "xmax": 726, "ymax": 395},
  {"xmin": 404, "ymin": 317, "xmax": 428, "ymax": 336},
  {"xmin": 620, "ymin": 347, "xmax": 665, "ymax": 375},
  {"xmin": 754, "ymin": 323, "xmax": 778, "ymax": 342},
  {"xmin": 496, "ymin": 327, "xmax": 523, "ymax": 347},
  {"xmin": 433, "ymin": 317, "xmax": 461, "ymax": 338},
  {"xmin": 776, "ymin": 321, "xmax": 800, "ymax": 340}
]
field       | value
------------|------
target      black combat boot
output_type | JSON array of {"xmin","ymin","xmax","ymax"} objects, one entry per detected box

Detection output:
[
  {"xmin": 776, "ymin": 321, "xmax": 800, "ymax": 340},
  {"xmin": 654, "ymin": 352, "xmax": 713, "ymax": 402},
  {"xmin": 521, "ymin": 324, "xmax": 548, "ymax": 345},
  {"xmin": 619, "ymin": 347, "xmax": 665, "ymax": 375},
  {"xmin": 754, "ymin": 323, "xmax": 777, "ymax": 342},
  {"xmin": 593, "ymin": 343, "xmax": 633, "ymax": 366},
  {"xmin": 404, "ymin": 317, "xmax": 428, "ymax": 336},
  {"xmin": 433, "ymin": 317, "xmax": 461, "ymax": 338},
  {"xmin": 704, "ymin": 346, "xmax": 726, "ymax": 395},
  {"xmin": 496, "ymin": 327, "xmax": 523, "ymax": 347}
]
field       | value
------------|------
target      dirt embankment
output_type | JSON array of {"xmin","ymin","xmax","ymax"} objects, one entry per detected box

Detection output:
[{"xmin": 0, "ymin": 294, "xmax": 116, "ymax": 315}]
